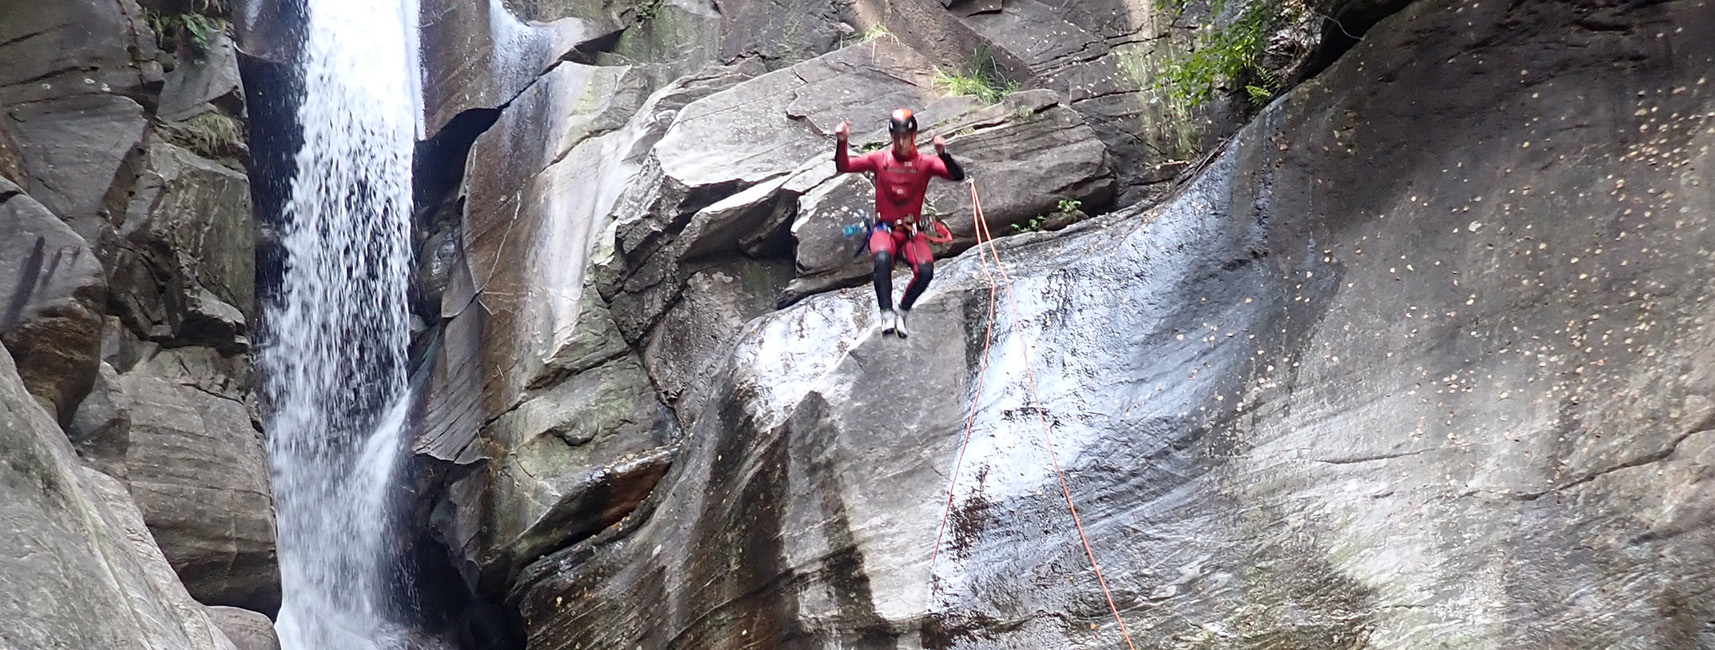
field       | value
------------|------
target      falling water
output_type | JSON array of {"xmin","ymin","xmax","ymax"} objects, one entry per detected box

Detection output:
[{"xmin": 261, "ymin": 0, "xmax": 421, "ymax": 648}]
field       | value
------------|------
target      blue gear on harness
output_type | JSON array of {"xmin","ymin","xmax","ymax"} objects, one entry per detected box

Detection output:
[{"xmin": 842, "ymin": 211, "xmax": 887, "ymax": 258}]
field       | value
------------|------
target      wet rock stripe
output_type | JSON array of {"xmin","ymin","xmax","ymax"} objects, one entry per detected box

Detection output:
[{"xmin": 928, "ymin": 180, "xmax": 1139, "ymax": 649}]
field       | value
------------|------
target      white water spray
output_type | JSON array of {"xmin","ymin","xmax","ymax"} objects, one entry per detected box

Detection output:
[{"xmin": 262, "ymin": 0, "xmax": 421, "ymax": 647}]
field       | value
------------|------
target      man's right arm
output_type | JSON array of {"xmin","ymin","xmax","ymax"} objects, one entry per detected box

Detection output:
[{"xmin": 833, "ymin": 120, "xmax": 875, "ymax": 173}]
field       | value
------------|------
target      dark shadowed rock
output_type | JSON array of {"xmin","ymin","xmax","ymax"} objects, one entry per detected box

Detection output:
[
  {"xmin": 120, "ymin": 347, "xmax": 279, "ymax": 615},
  {"xmin": 642, "ymin": 259, "xmax": 795, "ymax": 425},
  {"xmin": 0, "ymin": 179, "xmax": 105, "ymax": 423},
  {"xmin": 4, "ymin": 94, "xmax": 148, "ymax": 242},
  {"xmin": 435, "ymin": 353, "xmax": 676, "ymax": 592},
  {"xmin": 714, "ymin": 0, "xmax": 850, "ymax": 66},
  {"xmin": 68, "ymin": 361, "xmax": 130, "ymax": 480},
  {"xmin": 959, "ymin": 0, "xmax": 1212, "ymax": 203},
  {"xmin": 0, "ymin": 344, "xmax": 238, "ymax": 650},
  {"xmin": 600, "ymin": 0, "xmax": 722, "ymax": 75},
  {"xmin": 203, "ymin": 606, "xmax": 280, "ymax": 650},
  {"xmin": 509, "ymin": 0, "xmax": 1715, "ymax": 646},
  {"xmin": 232, "ymin": 0, "xmax": 304, "ymax": 64}
]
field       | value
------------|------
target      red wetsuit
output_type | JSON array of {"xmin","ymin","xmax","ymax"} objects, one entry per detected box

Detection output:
[{"xmin": 835, "ymin": 141, "xmax": 956, "ymax": 268}]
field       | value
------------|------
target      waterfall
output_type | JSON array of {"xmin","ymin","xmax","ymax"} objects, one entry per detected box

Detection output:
[{"xmin": 260, "ymin": 0, "xmax": 422, "ymax": 647}]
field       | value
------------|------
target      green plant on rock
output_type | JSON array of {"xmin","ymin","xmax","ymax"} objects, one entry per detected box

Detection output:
[
  {"xmin": 1158, "ymin": 0, "xmax": 1301, "ymax": 106},
  {"xmin": 633, "ymin": 0, "xmax": 665, "ymax": 24},
  {"xmin": 148, "ymin": 10, "xmax": 229, "ymax": 54},
  {"xmin": 177, "ymin": 111, "xmax": 246, "ymax": 160},
  {"xmin": 1010, "ymin": 198, "xmax": 1081, "ymax": 234},
  {"xmin": 933, "ymin": 49, "xmax": 1018, "ymax": 105},
  {"xmin": 1009, "ymin": 214, "xmax": 1050, "ymax": 235},
  {"xmin": 856, "ymin": 24, "xmax": 891, "ymax": 44}
]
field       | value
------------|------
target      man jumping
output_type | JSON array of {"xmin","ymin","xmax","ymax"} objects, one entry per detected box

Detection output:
[{"xmin": 833, "ymin": 108, "xmax": 966, "ymax": 338}]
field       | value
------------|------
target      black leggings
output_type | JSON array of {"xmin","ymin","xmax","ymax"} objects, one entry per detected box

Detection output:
[{"xmin": 873, "ymin": 252, "xmax": 935, "ymax": 312}]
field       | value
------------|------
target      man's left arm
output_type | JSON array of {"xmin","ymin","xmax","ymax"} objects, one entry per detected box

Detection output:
[{"xmin": 929, "ymin": 134, "xmax": 966, "ymax": 181}]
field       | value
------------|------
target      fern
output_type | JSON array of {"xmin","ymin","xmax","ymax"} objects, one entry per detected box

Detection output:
[{"xmin": 1158, "ymin": 0, "xmax": 1299, "ymax": 106}]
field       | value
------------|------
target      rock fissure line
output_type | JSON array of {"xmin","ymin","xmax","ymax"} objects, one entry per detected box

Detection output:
[{"xmin": 1542, "ymin": 426, "xmax": 1711, "ymax": 496}]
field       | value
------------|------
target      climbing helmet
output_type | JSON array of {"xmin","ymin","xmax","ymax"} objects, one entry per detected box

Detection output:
[{"xmin": 888, "ymin": 108, "xmax": 918, "ymax": 135}]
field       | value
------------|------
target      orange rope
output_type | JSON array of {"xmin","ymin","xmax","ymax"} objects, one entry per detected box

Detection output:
[
  {"xmin": 928, "ymin": 185, "xmax": 1003, "ymax": 570},
  {"xmin": 927, "ymin": 181, "xmax": 1138, "ymax": 650}
]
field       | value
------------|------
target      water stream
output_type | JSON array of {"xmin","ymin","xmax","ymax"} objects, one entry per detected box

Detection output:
[{"xmin": 260, "ymin": 0, "xmax": 422, "ymax": 647}]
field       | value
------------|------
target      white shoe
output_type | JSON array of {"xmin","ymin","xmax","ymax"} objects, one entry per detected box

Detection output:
[
  {"xmin": 880, "ymin": 309, "xmax": 899, "ymax": 335},
  {"xmin": 894, "ymin": 309, "xmax": 910, "ymax": 338}
]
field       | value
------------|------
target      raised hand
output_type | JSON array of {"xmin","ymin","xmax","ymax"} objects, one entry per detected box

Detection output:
[
  {"xmin": 834, "ymin": 120, "xmax": 850, "ymax": 141},
  {"xmin": 931, "ymin": 133, "xmax": 947, "ymax": 154}
]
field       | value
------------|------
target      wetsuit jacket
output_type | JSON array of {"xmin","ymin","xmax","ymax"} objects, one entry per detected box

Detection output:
[{"xmin": 835, "ymin": 140, "xmax": 966, "ymax": 227}]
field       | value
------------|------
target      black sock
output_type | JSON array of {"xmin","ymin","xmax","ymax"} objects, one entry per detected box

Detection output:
[
  {"xmin": 873, "ymin": 252, "xmax": 894, "ymax": 312},
  {"xmin": 900, "ymin": 261, "xmax": 934, "ymax": 311}
]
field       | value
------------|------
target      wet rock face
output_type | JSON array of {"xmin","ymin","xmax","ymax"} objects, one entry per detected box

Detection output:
[
  {"xmin": 419, "ymin": 0, "xmax": 607, "ymax": 139},
  {"xmin": 507, "ymin": 0, "xmax": 1715, "ymax": 646},
  {"xmin": 0, "ymin": 345, "xmax": 239, "ymax": 650},
  {"xmin": 416, "ymin": 56, "xmax": 729, "ymax": 603}
]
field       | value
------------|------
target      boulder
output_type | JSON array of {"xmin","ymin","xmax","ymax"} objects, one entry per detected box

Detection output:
[
  {"xmin": 0, "ymin": 179, "xmax": 106, "ymax": 423},
  {"xmin": 120, "ymin": 347, "xmax": 279, "ymax": 615},
  {"xmin": 510, "ymin": 0, "xmax": 1715, "ymax": 646},
  {"xmin": 643, "ymin": 39, "xmax": 942, "ymax": 212},
  {"xmin": 112, "ymin": 141, "xmax": 255, "ymax": 352},
  {"xmin": 3, "ymin": 94, "xmax": 149, "ymax": 242},
  {"xmin": 0, "ymin": 343, "xmax": 238, "ymax": 650},
  {"xmin": 502, "ymin": 0, "xmax": 620, "ymax": 24},
  {"xmin": 159, "ymin": 33, "xmax": 245, "ymax": 122},
  {"xmin": 203, "ymin": 606, "xmax": 280, "ymax": 650}
]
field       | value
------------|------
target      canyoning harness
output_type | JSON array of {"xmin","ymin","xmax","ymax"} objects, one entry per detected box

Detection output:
[{"xmin": 841, "ymin": 211, "xmax": 954, "ymax": 258}]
